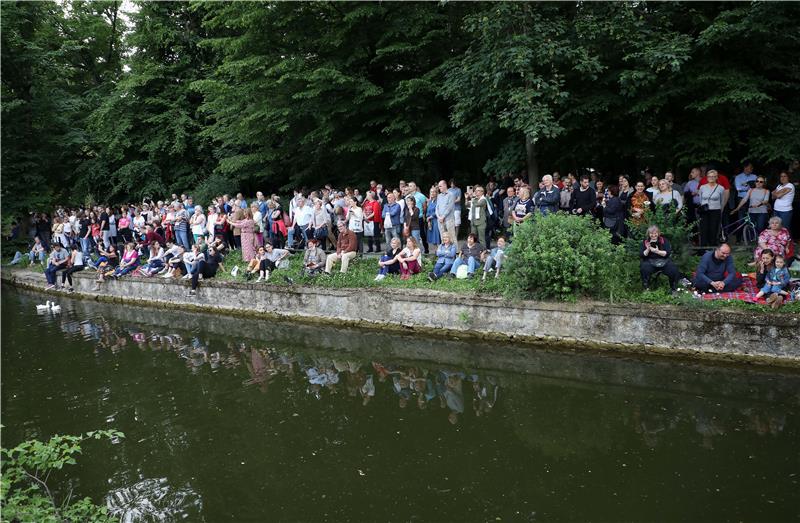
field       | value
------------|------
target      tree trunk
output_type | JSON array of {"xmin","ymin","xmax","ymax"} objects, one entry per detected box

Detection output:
[{"xmin": 525, "ymin": 134, "xmax": 539, "ymax": 187}]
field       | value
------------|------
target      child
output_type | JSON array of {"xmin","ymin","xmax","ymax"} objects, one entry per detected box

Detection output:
[{"xmin": 756, "ymin": 255, "xmax": 791, "ymax": 308}]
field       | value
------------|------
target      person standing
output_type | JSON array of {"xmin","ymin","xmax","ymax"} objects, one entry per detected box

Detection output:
[
  {"xmin": 436, "ymin": 180, "xmax": 457, "ymax": 242},
  {"xmin": 533, "ymin": 175, "xmax": 560, "ymax": 215},
  {"xmin": 466, "ymin": 185, "xmax": 488, "ymax": 247},
  {"xmin": 698, "ymin": 170, "xmax": 724, "ymax": 247},
  {"xmin": 772, "ymin": 170, "xmax": 794, "ymax": 231}
]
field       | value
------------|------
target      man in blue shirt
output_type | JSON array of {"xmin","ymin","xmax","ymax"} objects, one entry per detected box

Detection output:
[{"xmin": 692, "ymin": 244, "xmax": 742, "ymax": 293}]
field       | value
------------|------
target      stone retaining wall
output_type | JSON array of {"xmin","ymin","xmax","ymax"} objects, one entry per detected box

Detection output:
[{"xmin": 3, "ymin": 268, "xmax": 799, "ymax": 366}]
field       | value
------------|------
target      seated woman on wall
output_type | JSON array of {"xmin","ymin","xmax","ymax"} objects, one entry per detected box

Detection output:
[
  {"xmin": 60, "ymin": 244, "xmax": 86, "ymax": 292},
  {"xmin": 482, "ymin": 236, "xmax": 507, "ymax": 280},
  {"xmin": 398, "ymin": 237, "xmax": 422, "ymax": 280},
  {"xmin": 375, "ymin": 237, "xmax": 402, "ymax": 281},
  {"xmin": 111, "ymin": 242, "xmax": 140, "ymax": 279},
  {"xmin": 754, "ymin": 216, "xmax": 792, "ymax": 261},
  {"xmin": 639, "ymin": 225, "xmax": 681, "ymax": 294},
  {"xmin": 181, "ymin": 244, "xmax": 204, "ymax": 280},
  {"xmin": 160, "ymin": 242, "xmax": 185, "ymax": 278},
  {"xmin": 188, "ymin": 246, "xmax": 225, "ymax": 297},
  {"xmin": 91, "ymin": 244, "xmax": 119, "ymax": 290},
  {"xmin": 428, "ymin": 232, "xmax": 457, "ymax": 281},
  {"xmin": 140, "ymin": 241, "xmax": 166, "ymax": 277},
  {"xmin": 449, "ymin": 233, "xmax": 483, "ymax": 278}
]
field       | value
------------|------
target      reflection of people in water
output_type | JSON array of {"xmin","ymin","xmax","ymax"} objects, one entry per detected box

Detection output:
[
  {"xmin": 473, "ymin": 376, "xmax": 499, "ymax": 417},
  {"xmin": 438, "ymin": 371, "xmax": 465, "ymax": 425}
]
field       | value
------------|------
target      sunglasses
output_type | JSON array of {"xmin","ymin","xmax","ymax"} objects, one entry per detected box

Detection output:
[{"xmin": 756, "ymin": 180, "xmax": 765, "ymax": 183}]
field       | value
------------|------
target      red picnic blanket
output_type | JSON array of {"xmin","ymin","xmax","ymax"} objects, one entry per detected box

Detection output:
[{"xmin": 698, "ymin": 274, "xmax": 797, "ymax": 303}]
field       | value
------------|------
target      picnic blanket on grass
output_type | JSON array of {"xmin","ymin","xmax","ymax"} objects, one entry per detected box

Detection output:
[{"xmin": 698, "ymin": 274, "xmax": 798, "ymax": 304}]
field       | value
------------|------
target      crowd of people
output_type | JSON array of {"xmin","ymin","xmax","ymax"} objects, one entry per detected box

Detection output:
[{"xmin": 7, "ymin": 163, "xmax": 799, "ymax": 303}]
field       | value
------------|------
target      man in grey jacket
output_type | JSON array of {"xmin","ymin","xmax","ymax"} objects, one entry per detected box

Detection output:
[{"xmin": 436, "ymin": 180, "xmax": 457, "ymax": 242}]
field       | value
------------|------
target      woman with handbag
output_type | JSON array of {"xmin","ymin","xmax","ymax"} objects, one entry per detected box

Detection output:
[
  {"xmin": 698, "ymin": 170, "xmax": 724, "ymax": 247},
  {"xmin": 639, "ymin": 225, "xmax": 681, "ymax": 294},
  {"xmin": 362, "ymin": 191, "xmax": 382, "ymax": 253},
  {"xmin": 346, "ymin": 197, "xmax": 364, "ymax": 254}
]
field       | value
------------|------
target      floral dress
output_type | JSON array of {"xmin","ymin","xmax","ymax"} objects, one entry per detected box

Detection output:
[
  {"xmin": 755, "ymin": 227, "xmax": 792, "ymax": 259},
  {"xmin": 228, "ymin": 218, "xmax": 256, "ymax": 261}
]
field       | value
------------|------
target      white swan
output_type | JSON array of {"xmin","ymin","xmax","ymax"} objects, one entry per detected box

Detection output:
[
  {"xmin": 36, "ymin": 301, "xmax": 51, "ymax": 313},
  {"xmin": 50, "ymin": 303, "xmax": 61, "ymax": 313}
]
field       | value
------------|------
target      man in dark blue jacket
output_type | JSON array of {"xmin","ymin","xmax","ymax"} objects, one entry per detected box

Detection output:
[{"xmin": 693, "ymin": 243, "xmax": 741, "ymax": 292}]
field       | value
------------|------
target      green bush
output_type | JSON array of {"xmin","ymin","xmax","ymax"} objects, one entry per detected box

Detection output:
[
  {"xmin": 1, "ymin": 429, "xmax": 124, "ymax": 523},
  {"xmin": 505, "ymin": 213, "xmax": 626, "ymax": 300}
]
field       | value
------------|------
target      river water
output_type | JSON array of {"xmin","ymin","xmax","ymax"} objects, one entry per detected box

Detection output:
[{"xmin": 1, "ymin": 286, "xmax": 798, "ymax": 521}]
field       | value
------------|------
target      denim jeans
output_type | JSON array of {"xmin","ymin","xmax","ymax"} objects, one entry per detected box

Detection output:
[
  {"xmin": 432, "ymin": 259, "xmax": 453, "ymax": 278},
  {"xmin": 80, "ymin": 237, "xmax": 93, "ymax": 258},
  {"xmin": 450, "ymin": 256, "xmax": 477, "ymax": 275},
  {"xmin": 29, "ymin": 250, "xmax": 46, "ymax": 264},
  {"xmin": 102, "ymin": 230, "xmax": 112, "ymax": 249},
  {"xmin": 378, "ymin": 255, "xmax": 400, "ymax": 276},
  {"xmin": 483, "ymin": 252, "xmax": 505, "ymax": 273},
  {"xmin": 751, "ymin": 213, "xmax": 769, "ymax": 236},
  {"xmin": 175, "ymin": 228, "xmax": 190, "ymax": 250},
  {"xmin": 45, "ymin": 263, "xmax": 67, "ymax": 285}
]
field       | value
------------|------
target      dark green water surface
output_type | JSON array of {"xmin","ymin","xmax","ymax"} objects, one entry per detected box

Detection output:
[{"xmin": 2, "ymin": 286, "xmax": 799, "ymax": 522}]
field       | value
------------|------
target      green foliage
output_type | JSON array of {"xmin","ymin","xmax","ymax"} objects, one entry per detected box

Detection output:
[
  {"xmin": 1, "ymin": 429, "xmax": 124, "ymax": 523},
  {"xmin": 504, "ymin": 213, "xmax": 626, "ymax": 300}
]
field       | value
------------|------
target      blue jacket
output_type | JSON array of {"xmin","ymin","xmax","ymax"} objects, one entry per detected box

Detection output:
[
  {"xmin": 436, "ymin": 243, "xmax": 456, "ymax": 264},
  {"xmin": 695, "ymin": 250, "xmax": 736, "ymax": 287},
  {"xmin": 382, "ymin": 202, "xmax": 402, "ymax": 227}
]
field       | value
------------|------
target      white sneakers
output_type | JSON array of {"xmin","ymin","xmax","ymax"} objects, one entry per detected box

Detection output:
[{"xmin": 374, "ymin": 274, "xmax": 386, "ymax": 281}]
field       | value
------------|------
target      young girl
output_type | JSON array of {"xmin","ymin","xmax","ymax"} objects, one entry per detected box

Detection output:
[
  {"xmin": 246, "ymin": 246, "xmax": 268, "ymax": 281},
  {"xmin": 756, "ymin": 255, "xmax": 791, "ymax": 307},
  {"xmin": 398, "ymin": 237, "xmax": 421, "ymax": 280}
]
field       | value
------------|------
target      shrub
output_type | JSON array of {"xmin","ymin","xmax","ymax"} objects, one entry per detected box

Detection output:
[
  {"xmin": 505, "ymin": 212, "xmax": 626, "ymax": 300},
  {"xmin": 1, "ymin": 429, "xmax": 124, "ymax": 522}
]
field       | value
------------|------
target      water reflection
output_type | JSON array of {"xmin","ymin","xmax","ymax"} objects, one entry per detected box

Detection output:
[{"xmin": 5, "ymin": 288, "xmax": 800, "ymax": 522}]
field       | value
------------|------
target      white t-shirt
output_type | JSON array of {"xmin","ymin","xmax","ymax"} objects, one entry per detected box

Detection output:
[
  {"xmin": 774, "ymin": 183, "xmax": 795, "ymax": 211},
  {"xmin": 191, "ymin": 214, "xmax": 206, "ymax": 235}
]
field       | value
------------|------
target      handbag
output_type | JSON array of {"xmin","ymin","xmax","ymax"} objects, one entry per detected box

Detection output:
[
  {"xmin": 364, "ymin": 221, "xmax": 375, "ymax": 237},
  {"xmin": 603, "ymin": 217, "xmax": 618, "ymax": 229},
  {"xmin": 648, "ymin": 258, "xmax": 668, "ymax": 268}
]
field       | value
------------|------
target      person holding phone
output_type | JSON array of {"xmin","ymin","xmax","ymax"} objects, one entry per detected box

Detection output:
[{"xmin": 639, "ymin": 225, "xmax": 681, "ymax": 294}]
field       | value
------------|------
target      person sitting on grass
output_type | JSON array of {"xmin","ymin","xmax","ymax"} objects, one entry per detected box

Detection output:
[
  {"xmin": 111, "ymin": 242, "xmax": 140, "ymax": 280},
  {"xmin": 398, "ymin": 237, "xmax": 422, "ymax": 280},
  {"xmin": 246, "ymin": 246, "xmax": 268, "ymax": 281},
  {"xmin": 302, "ymin": 238, "xmax": 327, "ymax": 277},
  {"xmin": 449, "ymin": 233, "xmax": 483, "ymax": 279},
  {"xmin": 325, "ymin": 221, "xmax": 358, "ymax": 275},
  {"xmin": 482, "ymin": 236, "xmax": 507, "ymax": 281},
  {"xmin": 160, "ymin": 242, "xmax": 185, "ymax": 278},
  {"xmin": 692, "ymin": 243, "xmax": 742, "ymax": 293},
  {"xmin": 260, "ymin": 243, "xmax": 291, "ymax": 280},
  {"xmin": 639, "ymin": 225, "xmax": 681, "ymax": 294},
  {"xmin": 755, "ymin": 255, "xmax": 791, "ymax": 308},
  {"xmin": 428, "ymin": 233, "xmax": 456, "ymax": 281},
  {"xmin": 754, "ymin": 248, "xmax": 775, "ymax": 289},
  {"xmin": 375, "ymin": 237, "xmax": 402, "ymax": 281},
  {"xmin": 188, "ymin": 246, "xmax": 224, "ymax": 297},
  {"xmin": 29, "ymin": 236, "xmax": 47, "ymax": 266},
  {"xmin": 44, "ymin": 243, "xmax": 69, "ymax": 290}
]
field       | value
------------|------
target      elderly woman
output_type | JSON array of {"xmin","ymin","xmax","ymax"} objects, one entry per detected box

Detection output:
[
  {"xmin": 754, "ymin": 216, "xmax": 792, "ymax": 261},
  {"xmin": 428, "ymin": 232, "xmax": 457, "ymax": 281},
  {"xmin": 639, "ymin": 225, "xmax": 681, "ymax": 293}
]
